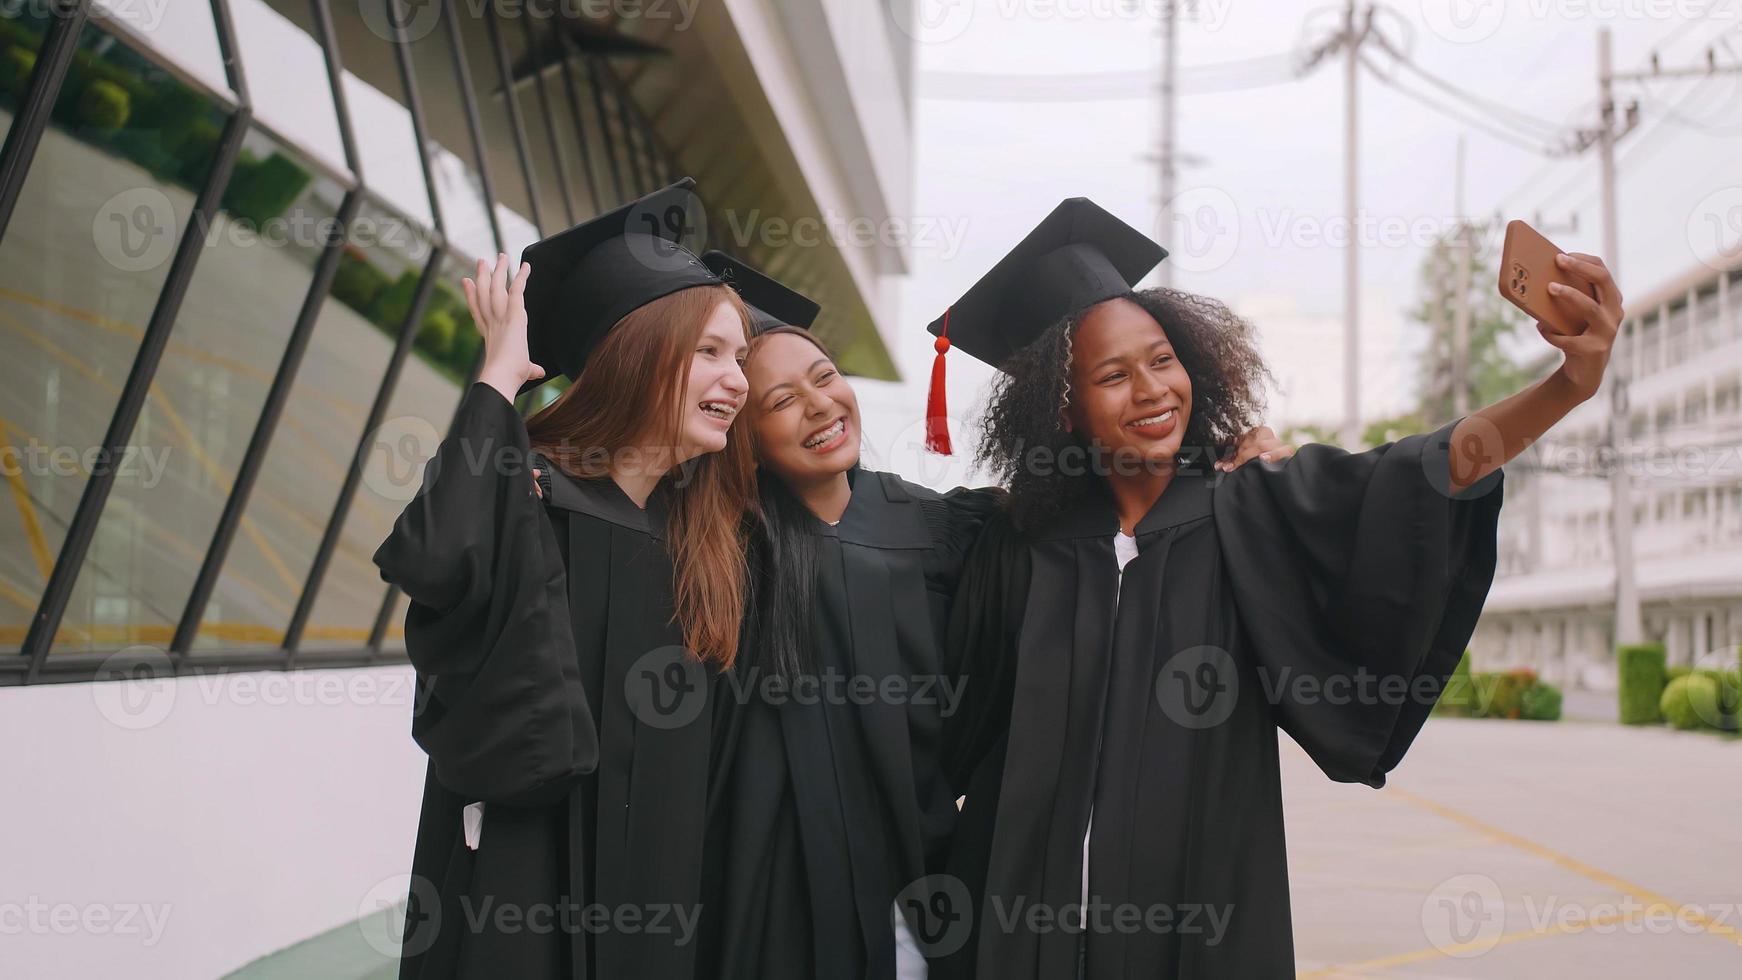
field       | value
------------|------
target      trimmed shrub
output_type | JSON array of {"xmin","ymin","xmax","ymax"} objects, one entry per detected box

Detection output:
[
  {"xmin": 368, "ymin": 269, "xmax": 423, "ymax": 332},
  {"xmin": 1485, "ymin": 668, "xmax": 1537, "ymax": 720},
  {"xmin": 0, "ymin": 45, "xmax": 36, "ymax": 98},
  {"xmin": 331, "ymin": 251, "xmax": 390, "ymax": 317},
  {"xmin": 1452, "ymin": 667, "xmax": 1561, "ymax": 722},
  {"xmin": 0, "ymin": 17, "xmax": 45, "ymax": 54},
  {"xmin": 1520, "ymin": 682, "xmax": 1563, "ymax": 721},
  {"xmin": 76, "ymin": 77, "xmax": 130, "ymax": 132},
  {"xmin": 1618, "ymin": 643, "xmax": 1667, "ymax": 725},
  {"xmin": 446, "ymin": 318, "xmax": 481, "ymax": 372},
  {"xmin": 430, "ymin": 278, "xmax": 467, "ymax": 325},
  {"xmin": 414, "ymin": 309, "xmax": 457, "ymax": 360},
  {"xmin": 1435, "ymin": 650, "xmax": 1474, "ymax": 717},
  {"xmin": 1660, "ymin": 674, "xmax": 1720, "ymax": 731},
  {"xmin": 222, "ymin": 150, "xmax": 311, "ymax": 229},
  {"xmin": 1695, "ymin": 667, "xmax": 1740, "ymax": 732}
]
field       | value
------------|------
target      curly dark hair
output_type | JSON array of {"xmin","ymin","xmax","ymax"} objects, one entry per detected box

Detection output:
[{"xmin": 977, "ymin": 287, "xmax": 1274, "ymax": 532}]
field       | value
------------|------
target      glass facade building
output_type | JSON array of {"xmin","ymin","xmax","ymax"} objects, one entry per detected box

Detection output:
[{"xmin": 0, "ymin": 0, "xmax": 910, "ymax": 685}]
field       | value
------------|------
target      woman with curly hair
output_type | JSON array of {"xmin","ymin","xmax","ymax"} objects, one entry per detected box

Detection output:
[
  {"xmin": 927, "ymin": 198, "xmax": 1620, "ymax": 979},
  {"xmin": 698, "ymin": 253, "xmax": 1287, "ymax": 980}
]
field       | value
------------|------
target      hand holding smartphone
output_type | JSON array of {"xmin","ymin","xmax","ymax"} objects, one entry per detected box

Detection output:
[{"xmin": 1496, "ymin": 219, "xmax": 1598, "ymax": 336}]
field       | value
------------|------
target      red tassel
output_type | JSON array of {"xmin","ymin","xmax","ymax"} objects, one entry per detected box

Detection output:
[{"xmin": 925, "ymin": 308, "xmax": 953, "ymax": 455}]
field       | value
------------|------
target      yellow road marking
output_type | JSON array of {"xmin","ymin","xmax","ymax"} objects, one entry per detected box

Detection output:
[
  {"xmin": 0, "ymin": 292, "xmax": 423, "ymax": 652},
  {"xmin": 0, "ymin": 418, "xmax": 53, "ymax": 578},
  {"xmin": 1301, "ymin": 910, "xmax": 1634, "ymax": 977},
  {"xmin": 1298, "ymin": 785, "xmax": 1742, "ymax": 977}
]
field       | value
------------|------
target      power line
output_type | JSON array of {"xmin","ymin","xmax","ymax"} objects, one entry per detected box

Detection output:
[
  {"xmin": 1356, "ymin": 53, "xmax": 1560, "ymax": 155},
  {"xmin": 1365, "ymin": 30, "xmax": 1569, "ymax": 138},
  {"xmin": 1486, "ymin": 22, "xmax": 1742, "ymax": 222},
  {"xmin": 918, "ymin": 51, "xmax": 1305, "ymax": 102}
]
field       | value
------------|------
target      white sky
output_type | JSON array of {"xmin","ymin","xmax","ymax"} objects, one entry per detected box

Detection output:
[{"xmin": 857, "ymin": 0, "xmax": 1742, "ymax": 489}]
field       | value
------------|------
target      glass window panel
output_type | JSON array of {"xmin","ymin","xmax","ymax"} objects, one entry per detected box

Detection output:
[
  {"xmin": 52, "ymin": 131, "xmax": 341, "ymax": 655},
  {"xmin": 497, "ymin": 5, "xmax": 569, "ymax": 226},
  {"xmin": 324, "ymin": 0, "xmax": 436, "ymax": 230},
  {"xmin": 0, "ymin": 10, "xmax": 50, "ymax": 148},
  {"xmin": 299, "ymin": 252, "xmax": 473, "ymax": 650},
  {"xmin": 0, "ymin": 25, "xmax": 228, "ymax": 653},
  {"xmin": 231, "ymin": 0, "xmax": 348, "ymax": 182},
  {"xmin": 404, "ymin": 4, "xmax": 499, "ymax": 260},
  {"xmin": 543, "ymin": 28, "xmax": 603, "ymax": 217},
  {"xmin": 93, "ymin": 0, "xmax": 229, "ymax": 97},
  {"xmin": 585, "ymin": 55, "xmax": 633, "ymax": 206},
  {"xmin": 193, "ymin": 199, "xmax": 433, "ymax": 652},
  {"xmin": 451, "ymin": 4, "xmax": 540, "ymax": 231}
]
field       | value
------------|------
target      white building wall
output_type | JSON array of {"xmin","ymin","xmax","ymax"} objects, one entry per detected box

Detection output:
[
  {"xmin": 0, "ymin": 667, "xmax": 426, "ymax": 979},
  {"xmin": 1475, "ymin": 261, "xmax": 1742, "ymax": 685}
]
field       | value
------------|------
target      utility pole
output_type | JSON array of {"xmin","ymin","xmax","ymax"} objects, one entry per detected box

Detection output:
[
  {"xmin": 1452, "ymin": 134, "xmax": 1472, "ymax": 418},
  {"xmin": 1431, "ymin": 236, "xmax": 1451, "ymax": 412},
  {"xmin": 1296, "ymin": 2, "xmax": 1375, "ymax": 446},
  {"xmin": 1595, "ymin": 28, "xmax": 1641, "ymax": 648},
  {"xmin": 1579, "ymin": 28, "xmax": 1742, "ymax": 646},
  {"xmin": 1340, "ymin": 0, "xmax": 1365, "ymax": 447},
  {"xmin": 1157, "ymin": 0, "xmax": 1179, "ymax": 289}
]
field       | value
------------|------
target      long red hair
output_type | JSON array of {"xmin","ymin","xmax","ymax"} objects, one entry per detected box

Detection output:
[{"xmin": 525, "ymin": 284, "xmax": 755, "ymax": 667}]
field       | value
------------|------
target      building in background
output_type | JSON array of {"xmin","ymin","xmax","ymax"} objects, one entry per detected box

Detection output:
[
  {"xmin": 0, "ymin": 1, "xmax": 915, "ymax": 976},
  {"xmin": 1471, "ymin": 253, "xmax": 1742, "ymax": 687}
]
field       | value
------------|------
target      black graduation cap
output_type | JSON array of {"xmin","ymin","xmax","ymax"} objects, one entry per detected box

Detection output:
[
  {"xmin": 519, "ymin": 177, "xmax": 721, "ymax": 395},
  {"xmin": 699, "ymin": 251, "xmax": 820, "ymax": 334},
  {"xmin": 921, "ymin": 197, "xmax": 1167, "ymax": 453}
]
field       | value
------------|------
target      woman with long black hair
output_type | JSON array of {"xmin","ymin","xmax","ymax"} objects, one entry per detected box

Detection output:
[
  {"xmin": 701, "ymin": 248, "xmax": 1290, "ymax": 980},
  {"xmin": 372, "ymin": 180, "xmax": 759, "ymax": 980},
  {"xmin": 931, "ymin": 197, "xmax": 1620, "ymax": 978}
]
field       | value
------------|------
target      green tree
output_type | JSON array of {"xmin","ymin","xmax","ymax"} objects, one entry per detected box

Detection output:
[{"xmin": 1409, "ymin": 233, "xmax": 1538, "ymax": 428}]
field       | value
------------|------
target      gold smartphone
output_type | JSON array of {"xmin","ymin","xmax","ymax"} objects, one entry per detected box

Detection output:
[{"xmin": 1497, "ymin": 219, "xmax": 1595, "ymax": 335}]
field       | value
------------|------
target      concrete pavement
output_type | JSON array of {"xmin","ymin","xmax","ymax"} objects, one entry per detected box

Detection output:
[{"xmin": 1287, "ymin": 716, "xmax": 1742, "ymax": 977}]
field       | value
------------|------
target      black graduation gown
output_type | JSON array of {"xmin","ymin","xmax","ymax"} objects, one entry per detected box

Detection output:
[
  {"xmin": 939, "ymin": 419, "xmax": 1504, "ymax": 979},
  {"xmin": 697, "ymin": 468, "xmax": 1000, "ymax": 980},
  {"xmin": 373, "ymin": 380, "xmax": 720, "ymax": 980}
]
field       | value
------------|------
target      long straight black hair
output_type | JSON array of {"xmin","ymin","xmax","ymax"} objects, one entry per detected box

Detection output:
[{"xmin": 742, "ymin": 325, "xmax": 843, "ymax": 682}]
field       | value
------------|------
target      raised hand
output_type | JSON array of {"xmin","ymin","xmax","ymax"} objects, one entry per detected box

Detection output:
[
  {"xmin": 1536, "ymin": 252, "xmax": 1623, "ymax": 398},
  {"xmin": 462, "ymin": 252, "xmax": 546, "ymax": 404},
  {"xmin": 1216, "ymin": 425, "xmax": 1295, "ymax": 473}
]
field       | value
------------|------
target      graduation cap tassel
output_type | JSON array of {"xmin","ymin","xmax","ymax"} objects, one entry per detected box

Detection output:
[{"xmin": 925, "ymin": 308, "xmax": 953, "ymax": 455}]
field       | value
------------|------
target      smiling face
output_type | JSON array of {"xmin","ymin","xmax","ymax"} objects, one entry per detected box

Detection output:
[
  {"xmin": 1063, "ymin": 296, "xmax": 1194, "ymax": 468},
  {"xmin": 677, "ymin": 298, "xmax": 751, "ymax": 461},
  {"xmin": 744, "ymin": 330, "xmax": 860, "ymax": 484}
]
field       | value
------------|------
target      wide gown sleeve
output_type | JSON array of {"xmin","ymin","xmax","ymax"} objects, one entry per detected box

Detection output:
[
  {"xmin": 920, "ymin": 485, "xmax": 1008, "ymax": 598},
  {"xmin": 938, "ymin": 507, "xmax": 1029, "ymax": 799},
  {"xmin": 372, "ymin": 381, "xmax": 597, "ymax": 806},
  {"xmin": 1212, "ymin": 417, "xmax": 1504, "ymax": 788}
]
